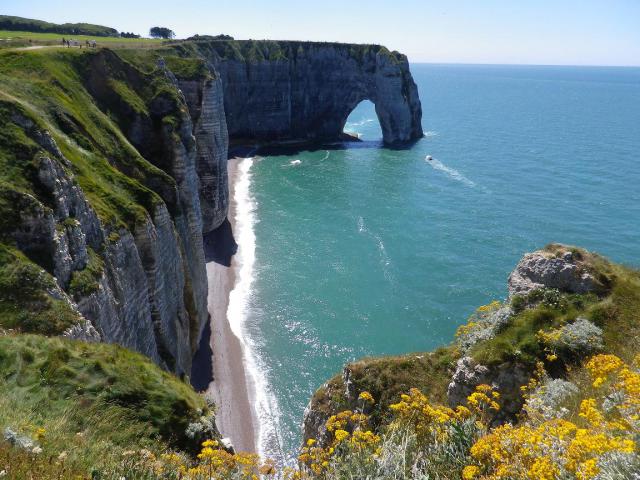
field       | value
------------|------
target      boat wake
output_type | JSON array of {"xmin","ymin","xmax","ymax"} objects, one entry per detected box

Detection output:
[
  {"xmin": 426, "ymin": 156, "xmax": 477, "ymax": 188},
  {"xmin": 228, "ymin": 158, "xmax": 286, "ymax": 463},
  {"xmin": 320, "ymin": 150, "xmax": 330, "ymax": 161}
]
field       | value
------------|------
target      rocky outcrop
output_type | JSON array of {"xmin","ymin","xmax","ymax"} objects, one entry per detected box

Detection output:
[
  {"xmin": 193, "ymin": 40, "xmax": 423, "ymax": 145},
  {"xmin": 178, "ymin": 75, "xmax": 229, "ymax": 233},
  {"xmin": 507, "ymin": 246, "xmax": 600, "ymax": 297},
  {"xmin": 447, "ymin": 357, "xmax": 531, "ymax": 424}
]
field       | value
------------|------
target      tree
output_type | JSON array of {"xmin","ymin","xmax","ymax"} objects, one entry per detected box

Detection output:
[{"xmin": 149, "ymin": 27, "xmax": 175, "ymax": 39}]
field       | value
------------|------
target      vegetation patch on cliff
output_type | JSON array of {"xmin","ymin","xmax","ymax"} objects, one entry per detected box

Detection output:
[
  {"xmin": 309, "ymin": 346, "xmax": 458, "ymax": 435},
  {"xmin": 0, "ymin": 245, "xmax": 81, "ymax": 335},
  {"xmin": 0, "ymin": 334, "xmax": 214, "ymax": 471}
]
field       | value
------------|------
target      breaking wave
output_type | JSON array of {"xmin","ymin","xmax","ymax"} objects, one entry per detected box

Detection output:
[{"xmin": 228, "ymin": 158, "xmax": 286, "ymax": 463}]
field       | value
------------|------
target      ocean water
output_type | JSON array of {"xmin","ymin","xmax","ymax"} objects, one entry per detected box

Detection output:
[{"xmin": 232, "ymin": 64, "xmax": 640, "ymax": 460}]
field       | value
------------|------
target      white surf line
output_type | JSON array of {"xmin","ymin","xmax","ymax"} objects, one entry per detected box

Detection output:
[
  {"xmin": 320, "ymin": 150, "xmax": 330, "ymax": 161},
  {"xmin": 227, "ymin": 157, "xmax": 286, "ymax": 463},
  {"xmin": 346, "ymin": 118, "xmax": 375, "ymax": 127},
  {"xmin": 423, "ymin": 131, "xmax": 439, "ymax": 138},
  {"xmin": 426, "ymin": 156, "xmax": 477, "ymax": 188}
]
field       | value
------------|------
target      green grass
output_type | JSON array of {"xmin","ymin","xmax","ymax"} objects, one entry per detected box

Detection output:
[
  {"xmin": 0, "ymin": 46, "xmax": 189, "ymax": 334},
  {"xmin": 0, "ymin": 30, "xmax": 166, "ymax": 50},
  {"xmin": 0, "ymin": 334, "xmax": 211, "ymax": 449},
  {"xmin": 309, "ymin": 346, "xmax": 459, "ymax": 433},
  {"xmin": 470, "ymin": 250, "xmax": 640, "ymax": 368},
  {"xmin": 0, "ymin": 48, "xmax": 176, "ymax": 229},
  {"xmin": 68, "ymin": 248, "xmax": 104, "ymax": 297},
  {"xmin": 0, "ymin": 245, "xmax": 81, "ymax": 335}
]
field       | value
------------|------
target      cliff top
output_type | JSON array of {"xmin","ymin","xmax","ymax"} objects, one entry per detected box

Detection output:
[{"xmin": 182, "ymin": 37, "xmax": 408, "ymax": 63}]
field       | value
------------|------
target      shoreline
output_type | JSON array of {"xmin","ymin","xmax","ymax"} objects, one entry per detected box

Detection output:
[{"xmin": 203, "ymin": 157, "xmax": 257, "ymax": 453}]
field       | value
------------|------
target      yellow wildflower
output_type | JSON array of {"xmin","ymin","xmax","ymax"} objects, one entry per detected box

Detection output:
[
  {"xmin": 358, "ymin": 391, "xmax": 375, "ymax": 404},
  {"xmin": 462, "ymin": 465, "xmax": 480, "ymax": 479}
]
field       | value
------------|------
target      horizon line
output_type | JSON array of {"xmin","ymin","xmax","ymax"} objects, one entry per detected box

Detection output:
[{"xmin": 409, "ymin": 61, "xmax": 640, "ymax": 68}]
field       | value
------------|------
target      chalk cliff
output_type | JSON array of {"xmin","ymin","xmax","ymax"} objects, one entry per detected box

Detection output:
[{"xmin": 191, "ymin": 40, "xmax": 423, "ymax": 145}]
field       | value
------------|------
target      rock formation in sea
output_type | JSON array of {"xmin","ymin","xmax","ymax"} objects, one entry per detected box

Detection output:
[{"xmin": 191, "ymin": 40, "xmax": 424, "ymax": 145}]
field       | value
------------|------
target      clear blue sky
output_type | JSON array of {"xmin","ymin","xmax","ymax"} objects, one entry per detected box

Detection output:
[{"xmin": 2, "ymin": 0, "xmax": 639, "ymax": 65}]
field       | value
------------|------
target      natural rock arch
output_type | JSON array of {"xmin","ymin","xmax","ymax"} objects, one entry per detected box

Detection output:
[
  {"xmin": 342, "ymin": 100, "xmax": 382, "ymax": 139},
  {"xmin": 195, "ymin": 41, "xmax": 424, "ymax": 146}
]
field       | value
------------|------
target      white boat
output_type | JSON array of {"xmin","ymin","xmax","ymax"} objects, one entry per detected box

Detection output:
[{"xmin": 426, "ymin": 155, "xmax": 433, "ymax": 161}]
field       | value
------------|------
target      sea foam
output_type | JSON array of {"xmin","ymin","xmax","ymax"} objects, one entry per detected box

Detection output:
[{"xmin": 228, "ymin": 158, "xmax": 286, "ymax": 463}]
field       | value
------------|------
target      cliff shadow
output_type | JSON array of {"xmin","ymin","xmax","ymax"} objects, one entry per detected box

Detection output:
[
  {"xmin": 190, "ymin": 317, "xmax": 213, "ymax": 392},
  {"xmin": 246, "ymin": 140, "xmax": 419, "ymax": 158},
  {"xmin": 203, "ymin": 218, "xmax": 238, "ymax": 267}
]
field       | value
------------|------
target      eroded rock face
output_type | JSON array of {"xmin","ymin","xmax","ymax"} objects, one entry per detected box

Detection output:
[
  {"xmin": 195, "ymin": 41, "xmax": 423, "ymax": 145},
  {"xmin": 178, "ymin": 76, "xmax": 229, "ymax": 233},
  {"xmin": 9, "ymin": 96, "xmax": 210, "ymax": 375},
  {"xmin": 447, "ymin": 356, "xmax": 531, "ymax": 423},
  {"xmin": 508, "ymin": 248, "xmax": 598, "ymax": 298}
]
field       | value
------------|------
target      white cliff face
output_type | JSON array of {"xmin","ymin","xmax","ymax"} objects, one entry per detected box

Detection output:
[
  {"xmin": 179, "ymin": 75, "xmax": 230, "ymax": 233},
  {"xmin": 194, "ymin": 41, "xmax": 423, "ymax": 145},
  {"xmin": 77, "ymin": 229, "xmax": 163, "ymax": 366},
  {"xmin": 6, "ymin": 41, "xmax": 425, "ymax": 380}
]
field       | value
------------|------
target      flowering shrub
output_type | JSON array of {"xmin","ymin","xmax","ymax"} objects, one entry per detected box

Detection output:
[
  {"xmin": 3, "ymin": 356, "xmax": 640, "ymax": 479},
  {"xmin": 538, "ymin": 317, "xmax": 603, "ymax": 360},
  {"xmin": 463, "ymin": 354, "xmax": 640, "ymax": 480}
]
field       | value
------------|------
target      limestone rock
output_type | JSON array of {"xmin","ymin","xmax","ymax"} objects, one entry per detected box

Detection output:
[
  {"xmin": 447, "ymin": 356, "xmax": 530, "ymax": 423},
  {"xmin": 178, "ymin": 75, "xmax": 229, "ymax": 233},
  {"xmin": 508, "ymin": 247, "xmax": 598, "ymax": 298},
  {"xmin": 63, "ymin": 320, "xmax": 101, "ymax": 342},
  {"xmin": 196, "ymin": 41, "xmax": 423, "ymax": 145}
]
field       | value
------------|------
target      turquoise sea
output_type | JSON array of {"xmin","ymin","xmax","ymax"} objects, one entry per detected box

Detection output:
[{"xmin": 230, "ymin": 64, "xmax": 640, "ymax": 460}]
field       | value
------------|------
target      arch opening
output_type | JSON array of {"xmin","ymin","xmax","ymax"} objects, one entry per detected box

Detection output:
[{"xmin": 342, "ymin": 100, "xmax": 383, "ymax": 142}]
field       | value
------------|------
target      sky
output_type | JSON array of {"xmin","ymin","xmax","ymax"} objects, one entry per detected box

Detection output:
[{"xmin": 1, "ymin": 0, "xmax": 640, "ymax": 66}]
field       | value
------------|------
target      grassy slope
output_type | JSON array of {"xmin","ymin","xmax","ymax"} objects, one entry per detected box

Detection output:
[
  {"xmin": 0, "ymin": 30, "xmax": 165, "ymax": 50},
  {"xmin": 470, "ymin": 246, "xmax": 640, "ymax": 367},
  {"xmin": 0, "ymin": 334, "xmax": 211, "ymax": 476},
  {"xmin": 310, "ymin": 346, "xmax": 458, "ymax": 429},
  {"xmin": 0, "ymin": 45, "xmax": 220, "ymax": 474},
  {"xmin": 308, "ymin": 245, "xmax": 640, "ymax": 434}
]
